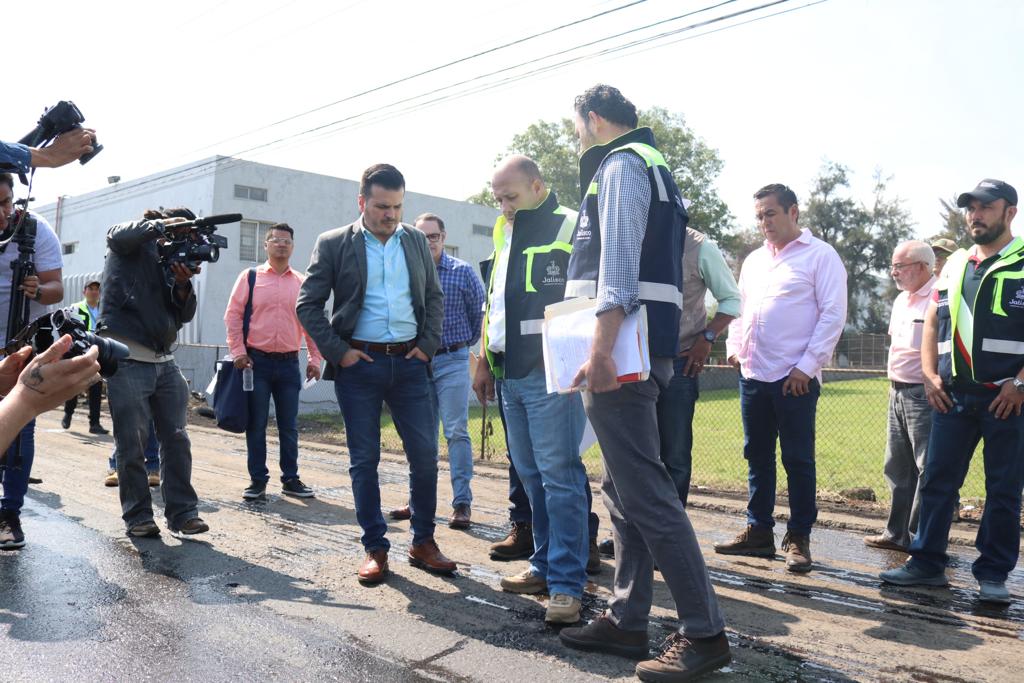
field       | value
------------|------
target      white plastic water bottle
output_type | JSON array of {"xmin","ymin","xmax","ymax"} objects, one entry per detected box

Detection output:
[{"xmin": 242, "ymin": 366, "xmax": 254, "ymax": 392}]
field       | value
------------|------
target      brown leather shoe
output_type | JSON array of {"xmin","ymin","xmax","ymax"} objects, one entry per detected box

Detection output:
[
  {"xmin": 449, "ymin": 504, "xmax": 471, "ymax": 530},
  {"xmin": 489, "ymin": 521, "xmax": 534, "ymax": 560},
  {"xmin": 635, "ymin": 631, "xmax": 731, "ymax": 681},
  {"xmin": 863, "ymin": 534, "xmax": 908, "ymax": 552},
  {"xmin": 358, "ymin": 549, "xmax": 389, "ymax": 585},
  {"xmin": 389, "ymin": 505, "xmax": 411, "ymax": 521},
  {"xmin": 408, "ymin": 538, "xmax": 457, "ymax": 575},
  {"xmin": 586, "ymin": 538, "xmax": 602, "ymax": 575},
  {"xmin": 713, "ymin": 524, "xmax": 775, "ymax": 557},
  {"xmin": 781, "ymin": 532, "xmax": 812, "ymax": 573}
]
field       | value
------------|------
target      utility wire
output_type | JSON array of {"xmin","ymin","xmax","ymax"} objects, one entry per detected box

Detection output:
[{"xmin": 61, "ymin": 0, "xmax": 826, "ymax": 214}]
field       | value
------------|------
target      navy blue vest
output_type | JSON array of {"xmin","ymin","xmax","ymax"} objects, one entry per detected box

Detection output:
[{"xmin": 565, "ymin": 127, "xmax": 686, "ymax": 358}]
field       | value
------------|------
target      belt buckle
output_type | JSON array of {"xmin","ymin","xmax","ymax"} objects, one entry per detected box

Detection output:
[{"xmin": 385, "ymin": 342, "xmax": 399, "ymax": 355}]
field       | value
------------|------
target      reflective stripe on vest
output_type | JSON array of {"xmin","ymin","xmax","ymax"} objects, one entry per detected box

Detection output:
[
  {"xmin": 981, "ymin": 338, "xmax": 1024, "ymax": 354},
  {"xmin": 564, "ymin": 279, "xmax": 682, "ymax": 308},
  {"xmin": 519, "ymin": 319, "xmax": 544, "ymax": 336},
  {"xmin": 523, "ymin": 211, "xmax": 575, "ymax": 293},
  {"xmin": 584, "ymin": 143, "xmax": 670, "ymax": 203}
]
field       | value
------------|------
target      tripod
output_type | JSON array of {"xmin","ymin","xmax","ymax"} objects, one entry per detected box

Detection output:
[{"xmin": 1, "ymin": 209, "xmax": 36, "ymax": 472}]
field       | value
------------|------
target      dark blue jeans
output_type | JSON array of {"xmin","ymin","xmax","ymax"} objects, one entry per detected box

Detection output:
[
  {"xmin": 109, "ymin": 421, "xmax": 159, "ymax": 472},
  {"xmin": 908, "ymin": 390, "xmax": 1024, "ymax": 583},
  {"xmin": 334, "ymin": 352, "xmax": 438, "ymax": 552},
  {"xmin": 1, "ymin": 420, "xmax": 35, "ymax": 515},
  {"xmin": 246, "ymin": 352, "xmax": 302, "ymax": 483},
  {"xmin": 497, "ymin": 379, "xmax": 599, "ymax": 538},
  {"xmin": 740, "ymin": 376, "xmax": 820, "ymax": 535},
  {"xmin": 656, "ymin": 358, "xmax": 699, "ymax": 507}
]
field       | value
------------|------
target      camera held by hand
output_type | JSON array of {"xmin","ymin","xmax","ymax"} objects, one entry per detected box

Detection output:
[
  {"xmin": 5, "ymin": 308, "xmax": 129, "ymax": 377},
  {"xmin": 157, "ymin": 213, "xmax": 239, "ymax": 271}
]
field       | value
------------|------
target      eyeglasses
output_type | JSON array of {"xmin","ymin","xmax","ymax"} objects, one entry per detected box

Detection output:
[
  {"xmin": 424, "ymin": 233, "xmax": 444, "ymax": 242},
  {"xmin": 890, "ymin": 261, "xmax": 922, "ymax": 271},
  {"xmin": 266, "ymin": 237, "xmax": 293, "ymax": 245}
]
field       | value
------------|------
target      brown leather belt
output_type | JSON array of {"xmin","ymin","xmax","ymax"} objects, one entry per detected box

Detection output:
[
  {"xmin": 349, "ymin": 339, "xmax": 416, "ymax": 356},
  {"xmin": 891, "ymin": 381, "xmax": 922, "ymax": 390},
  {"xmin": 434, "ymin": 342, "xmax": 466, "ymax": 356}
]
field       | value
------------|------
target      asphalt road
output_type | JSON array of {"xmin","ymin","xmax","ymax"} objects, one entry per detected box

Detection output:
[{"xmin": 1, "ymin": 410, "xmax": 1021, "ymax": 682}]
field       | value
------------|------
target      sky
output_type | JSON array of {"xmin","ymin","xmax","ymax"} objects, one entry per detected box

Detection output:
[{"xmin": 6, "ymin": 0, "xmax": 1024, "ymax": 239}]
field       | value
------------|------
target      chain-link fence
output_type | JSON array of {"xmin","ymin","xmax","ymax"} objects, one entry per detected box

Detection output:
[{"xmin": 175, "ymin": 335, "xmax": 989, "ymax": 508}]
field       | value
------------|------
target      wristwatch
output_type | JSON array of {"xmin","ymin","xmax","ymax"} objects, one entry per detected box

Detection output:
[
  {"xmin": 1013, "ymin": 377, "xmax": 1024, "ymax": 393},
  {"xmin": 702, "ymin": 329, "xmax": 717, "ymax": 343}
]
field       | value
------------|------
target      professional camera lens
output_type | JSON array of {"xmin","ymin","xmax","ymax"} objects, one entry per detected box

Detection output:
[{"xmin": 86, "ymin": 333, "xmax": 130, "ymax": 377}]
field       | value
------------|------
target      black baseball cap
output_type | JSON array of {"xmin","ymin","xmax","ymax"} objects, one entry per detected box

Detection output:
[{"xmin": 956, "ymin": 178, "xmax": 1018, "ymax": 208}]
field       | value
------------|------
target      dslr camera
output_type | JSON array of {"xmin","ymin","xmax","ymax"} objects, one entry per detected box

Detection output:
[
  {"xmin": 156, "ymin": 213, "xmax": 239, "ymax": 271},
  {"xmin": 19, "ymin": 100, "xmax": 102, "ymax": 166},
  {"xmin": 4, "ymin": 307, "xmax": 129, "ymax": 377}
]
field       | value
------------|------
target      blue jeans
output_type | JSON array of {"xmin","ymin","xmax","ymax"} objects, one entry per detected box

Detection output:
[
  {"xmin": 740, "ymin": 376, "xmax": 819, "ymax": 535},
  {"xmin": 334, "ymin": 351, "xmax": 438, "ymax": 551},
  {"xmin": 246, "ymin": 352, "xmax": 302, "ymax": 483},
  {"xmin": 657, "ymin": 358, "xmax": 699, "ymax": 507},
  {"xmin": 109, "ymin": 421, "xmax": 159, "ymax": 472},
  {"xmin": 501, "ymin": 367, "xmax": 588, "ymax": 598},
  {"xmin": 432, "ymin": 347, "xmax": 473, "ymax": 507},
  {"xmin": 106, "ymin": 359, "xmax": 200, "ymax": 529},
  {"xmin": 907, "ymin": 390, "xmax": 1024, "ymax": 583},
  {"xmin": 1, "ymin": 420, "xmax": 35, "ymax": 515}
]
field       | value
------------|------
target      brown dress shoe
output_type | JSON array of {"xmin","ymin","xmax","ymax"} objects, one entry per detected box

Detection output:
[
  {"xmin": 489, "ymin": 521, "xmax": 534, "ymax": 560},
  {"xmin": 358, "ymin": 549, "xmax": 389, "ymax": 584},
  {"xmin": 389, "ymin": 505, "xmax": 411, "ymax": 521},
  {"xmin": 863, "ymin": 534, "xmax": 908, "ymax": 552},
  {"xmin": 449, "ymin": 504, "xmax": 471, "ymax": 530},
  {"xmin": 408, "ymin": 539, "xmax": 457, "ymax": 575},
  {"xmin": 781, "ymin": 532, "xmax": 812, "ymax": 573}
]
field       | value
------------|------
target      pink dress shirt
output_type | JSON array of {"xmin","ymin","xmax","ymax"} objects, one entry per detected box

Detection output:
[
  {"xmin": 726, "ymin": 228, "xmax": 848, "ymax": 382},
  {"xmin": 886, "ymin": 276, "xmax": 937, "ymax": 383},
  {"xmin": 224, "ymin": 263, "xmax": 323, "ymax": 367}
]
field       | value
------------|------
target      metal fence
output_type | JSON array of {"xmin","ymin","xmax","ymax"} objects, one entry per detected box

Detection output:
[{"xmin": 173, "ymin": 335, "xmax": 989, "ymax": 507}]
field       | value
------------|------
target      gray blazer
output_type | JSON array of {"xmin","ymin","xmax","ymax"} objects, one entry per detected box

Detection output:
[{"xmin": 297, "ymin": 220, "xmax": 443, "ymax": 380}]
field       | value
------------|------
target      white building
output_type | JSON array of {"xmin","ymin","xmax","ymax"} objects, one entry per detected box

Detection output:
[{"xmin": 40, "ymin": 156, "xmax": 501, "ymax": 346}]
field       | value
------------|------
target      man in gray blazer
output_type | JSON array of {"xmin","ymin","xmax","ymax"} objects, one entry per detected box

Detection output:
[{"xmin": 297, "ymin": 163, "xmax": 454, "ymax": 585}]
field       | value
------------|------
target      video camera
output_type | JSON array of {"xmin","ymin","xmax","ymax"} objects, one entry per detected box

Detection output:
[
  {"xmin": 156, "ymin": 213, "xmax": 239, "ymax": 271},
  {"xmin": 4, "ymin": 307, "xmax": 129, "ymax": 378},
  {"xmin": 18, "ymin": 101, "xmax": 102, "ymax": 173}
]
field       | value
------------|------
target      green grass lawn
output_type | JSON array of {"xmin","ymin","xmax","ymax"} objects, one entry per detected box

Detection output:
[{"xmin": 301, "ymin": 377, "xmax": 988, "ymax": 502}]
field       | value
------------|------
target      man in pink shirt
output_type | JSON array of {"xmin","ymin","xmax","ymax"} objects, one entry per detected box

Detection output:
[
  {"xmin": 718, "ymin": 184, "xmax": 847, "ymax": 572},
  {"xmin": 864, "ymin": 241, "xmax": 937, "ymax": 552},
  {"xmin": 224, "ymin": 223, "xmax": 323, "ymax": 500}
]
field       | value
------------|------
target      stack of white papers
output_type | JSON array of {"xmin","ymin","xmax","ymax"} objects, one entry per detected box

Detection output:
[{"xmin": 542, "ymin": 299, "xmax": 650, "ymax": 394}]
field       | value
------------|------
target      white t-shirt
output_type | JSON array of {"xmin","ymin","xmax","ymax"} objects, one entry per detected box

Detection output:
[
  {"xmin": 486, "ymin": 228, "xmax": 513, "ymax": 353},
  {"xmin": 0, "ymin": 211, "xmax": 63, "ymax": 347}
]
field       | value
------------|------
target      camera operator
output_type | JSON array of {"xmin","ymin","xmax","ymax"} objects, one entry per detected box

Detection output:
[
  {"xmin": 98, "ymin": 207, "xmax": 209, "ymax": 538},
  {"xmin": 0, "ymin": 128, "xmax": 97, "ymax": 173},
  {"xmin": 0, "ymin": 172, "xmax": 64, "ymax": 550}
]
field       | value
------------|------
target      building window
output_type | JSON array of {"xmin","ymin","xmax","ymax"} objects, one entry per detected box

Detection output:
[
  {"xmin": 234, "ymin": 184, "xmax": 268, "ymax": 201},
  {"xmin": 62, "ymin": 242, "xmax": 77, "ymax": 255},
  {"xmin": 239, "ymin": 220, "xmax": 276, "ymax": 262},
  {"xmin": 472, "ymin": 224, "xmax": 491, "ymax": 236},
  {"xmin": 444, "ymin": 245, "xmax": 459, "ymax": 257}
]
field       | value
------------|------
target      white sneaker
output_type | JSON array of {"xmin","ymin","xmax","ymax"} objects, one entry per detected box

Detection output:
[{"xmin": 546, "ymin": 593, "xmax": 581, "ymax": 624}]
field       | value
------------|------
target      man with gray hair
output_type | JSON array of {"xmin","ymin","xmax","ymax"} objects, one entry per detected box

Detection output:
[{"xmin": 864, "ymin": 240, "xmax": 937, "ymax": 551}]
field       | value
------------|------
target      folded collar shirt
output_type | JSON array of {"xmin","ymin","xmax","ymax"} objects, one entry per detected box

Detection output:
[
  {"xmin": 352, "ymin": 218, "xmax": 418, "ymax": 343},
  {"xmin": 726, "ymin": 228, "xmax": 848, "ymax": 382},
  {"xmin": 887, "ymin": 276, "xmax": 937, "ymax": 383},
  {"xmin": 224, "ymin": 262, "xmax": 323, "ymax": 366}
]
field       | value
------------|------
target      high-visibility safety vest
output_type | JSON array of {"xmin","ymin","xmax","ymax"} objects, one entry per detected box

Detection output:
[
  {"xmin": 479, "ymin": 190, "xmax": 577, "ymax": 380},
  {"xmin": 936, "ymin": 236, "xmax": 1024, "ymax": 387},
  {"xmin": 72, "ymin": 299, "xmax": 97, "ymax": 331},
  {"xmin": 565, "ymin": 127, "xmax": 687, "ymax": 358}
]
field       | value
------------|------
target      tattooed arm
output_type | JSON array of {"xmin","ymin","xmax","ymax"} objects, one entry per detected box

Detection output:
[{"xmin": 0, "ymin": 337, "xmax": 101, "ymax": 459}]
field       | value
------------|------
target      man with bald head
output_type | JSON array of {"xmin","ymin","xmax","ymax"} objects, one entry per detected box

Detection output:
[
  {"xmin": 864, "ymin": 240, "xmax": 937, "ymax": 552},
  {"xmin": 472, "ymin": 155, "xmax": 591, "ymax": 624}
]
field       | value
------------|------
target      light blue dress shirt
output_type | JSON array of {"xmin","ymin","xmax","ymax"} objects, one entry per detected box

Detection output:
[{"xmin": 352, "ymin": 222, "xmax": 418, "ymax": 342}]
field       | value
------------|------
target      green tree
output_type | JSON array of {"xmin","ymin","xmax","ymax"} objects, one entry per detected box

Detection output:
[
  {"xmin": 468, "ymin": 108, "xmax": 733, "ymax": 241},
  {"xmin": 801, "ymin": 162, "xmax": 915, "ymax": 332},
  {"xmin": 929, "ymin": 197, "xmax": 968, "ymax": 246}
]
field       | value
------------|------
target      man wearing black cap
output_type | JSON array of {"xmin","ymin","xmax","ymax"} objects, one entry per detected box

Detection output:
[
  {"xmin": 881, "ymin": 178, "xmax": 1022, "ymax": 604},
  {"xmin": 62, "ymin": 280, "xmax": 108, "ymax": 434}
]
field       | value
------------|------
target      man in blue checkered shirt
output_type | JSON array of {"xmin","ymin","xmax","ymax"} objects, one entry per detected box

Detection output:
[{"xmin": 403, "ymin": 212, "xmax": 485, "ymax": 529}]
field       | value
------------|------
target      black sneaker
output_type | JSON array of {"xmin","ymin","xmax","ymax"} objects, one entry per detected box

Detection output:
[
  {"xmin": 0, "ymin": 511, "xmax": 26, "ymax": 549},
  {"xmin": 560, "ymin": 615, "xmax": 650, "ymax": 659},
  {"xmin": 243, "ymin": 480, "xmax": 267, "ymax": 500},
  {"xmin": 282, "ymin": 478, "xmax": 314, "ymax": 498},
  {"xmin": 89, "ymin": 423, "xmax": 109, "ymax": 435},
  {"xmin": 61, "ymin": 414, "xmax": 72, "ymax": 430}
]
